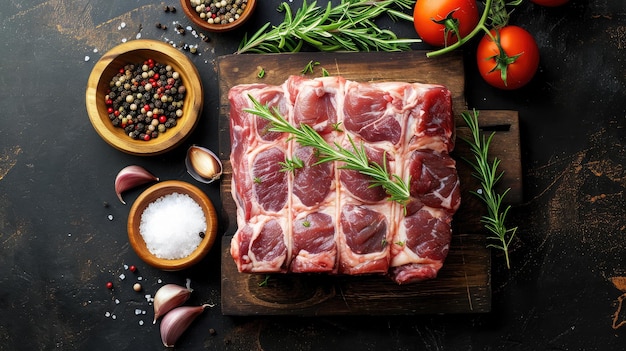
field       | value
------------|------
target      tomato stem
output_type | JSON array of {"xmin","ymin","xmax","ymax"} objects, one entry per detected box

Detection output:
[
  {"xmin": 426, "ymin": 0, "xmax": 493, "ymax": 57},
  {"xmin": 432, "ymin": 10, "xmax": 461, "ymax": 47},
  {"xmin": 486, "ymin": 29, "xmax": 522, "ymax": 87}
]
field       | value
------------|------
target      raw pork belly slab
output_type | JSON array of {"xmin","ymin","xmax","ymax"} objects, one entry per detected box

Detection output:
[{"xmin": 229, "ymin": 76, "xmax": 460, "ymax": 284}]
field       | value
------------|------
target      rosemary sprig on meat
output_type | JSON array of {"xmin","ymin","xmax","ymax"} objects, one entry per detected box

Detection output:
[
  {"xmin": 461, "ymin": 110, "xmax": 518, "ymax": 269},
  {"xmin": 245, "ymin": 96, "xmax": 411, "ymax": 206},
  {"xmin": 237, "ymin": 0, "xmax": 420, "ymax": 54}
]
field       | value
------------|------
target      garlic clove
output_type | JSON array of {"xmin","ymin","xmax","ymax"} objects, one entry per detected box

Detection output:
[
  {"xmin": 160, "ymin": 304, "xmax": 211, "ymax": 347},
  {"xmin": 115, "ymin": 165, "xmax": 159, "ymax": 204},
  {"xmin": 153, "ymin": 283, "xmax": 192, "ymax": 324},
  {"xmin": 185, "ymin": 145, "xmax": 223, "ymax": 184}
]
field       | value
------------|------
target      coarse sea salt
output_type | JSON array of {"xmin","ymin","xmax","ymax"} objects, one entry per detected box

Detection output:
[{"xmin": 139, "ymin": 192, "xmax": 205, "ymax": 259}]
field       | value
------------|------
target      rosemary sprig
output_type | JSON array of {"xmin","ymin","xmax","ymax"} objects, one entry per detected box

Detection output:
[
  {"xmin": 461, "ymin": 110, "xmax": 518, "ymax": 269},
  {"xmin": 279, "ymin": 156, "xmax": 304, "ymax": 173},
  {"xmin": 245, "ymin": 95, "xmax": 411, "ymax": 206},
  {"xmin": 237, "ymin": 0, "xmax": 421, "ymax": 54}
]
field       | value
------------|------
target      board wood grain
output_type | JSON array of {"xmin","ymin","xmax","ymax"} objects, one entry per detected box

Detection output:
[{"xmin": 216, "ymin": 51, "xmax": 521, "ymax": 316}]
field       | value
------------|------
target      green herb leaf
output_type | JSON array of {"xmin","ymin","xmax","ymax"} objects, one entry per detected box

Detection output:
[
  {"xmin": 461, "ymin": 109, "xmax": 518, "ymax": 269},
  {"xmin": 301, "ymin": 60, "xmax": 320, "ymax": 74},
  {"xmin": 279, "ymin": 156, "xmax": 304, "ymax": 173},
  {"xmin": 237, "ymin": 0, "xmax": 421, "ymax": 54}
]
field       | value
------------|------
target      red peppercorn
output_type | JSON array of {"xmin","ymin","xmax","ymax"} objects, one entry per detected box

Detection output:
[
  {"xmin": 159, "ymin": 115, "xmax": 167, "ymax": 123},
  {"xmin": 153, "ymin": 73, "xmax": 160, "ymax": 80},
  {"xmin": 114, "ymin": 111, "xmax": 120, "ymax": 117},
  {"xmin": 129, "ymin": 265, "xmax": 137, "ymax": 272},
  {"xmin": 106, "ymin": 99, "xmax": 113, "ymax": 105},
  {"xmin": 143, "ymin": 134, "xmax": 151, "ymax": 141},
  {"xmin": 119, "ymin": 68, "xmax": 124, "ymax": 74},
  {"xmin": 106, "ymin": 281, "xmax": 113, "ymax": 289},
  {"xmin": 107, "ymin": 107, "xmax": 114, "ymax": 114}
]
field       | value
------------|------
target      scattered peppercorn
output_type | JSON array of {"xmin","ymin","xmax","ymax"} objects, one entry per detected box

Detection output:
[
  {"xmin": 133, "ymin": 283, "xmax": 142, "ymax": 292},
  {"xmin": 129, "ymin": 265, "xmax": 137, "ymax": 272},
  {"xmin": 106, "ymin": 281, "xmax": 113, "ymax": 289},
  {"xmin": 156, "ymin": 22, "xmax": 162, "ymax": 29},
  {"xmin": 209, "ymin": 328, "xmax": 216, "ymax": 335},
  {"xmin": 199, "ymin": 231, "xmax": 205, "ymax": 238}
]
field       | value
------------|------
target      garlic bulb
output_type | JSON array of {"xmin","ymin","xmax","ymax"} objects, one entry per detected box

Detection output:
[
  {"xmin": 153, "ymin": 283, "xmax": 192, "ymax": 324},
  {"xmin": 114, "ymin": 165, "xmax": 159, "ymax": 204},
  {"xmin": 160, "ymin": 304, "xmax": 211, "ymax": 347},
  {"xmin": 185, "ymin": 145, "xmax": 223, "ymax": 183}
]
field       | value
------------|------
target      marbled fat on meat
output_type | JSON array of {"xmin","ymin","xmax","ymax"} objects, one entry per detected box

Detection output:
[{"xmin": 229, "ymin": 76, "xmax": 460, "ymax": 283}]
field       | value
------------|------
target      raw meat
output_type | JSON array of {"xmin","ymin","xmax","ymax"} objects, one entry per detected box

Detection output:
[{"xmin": 228, "ymin": 76, "xmax": 460, "ymax": 284}]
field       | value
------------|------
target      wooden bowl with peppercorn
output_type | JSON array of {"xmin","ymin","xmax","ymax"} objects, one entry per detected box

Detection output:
[
  {"xmin": 86, "ymin": 39, "xmax": 203, "ymax": 156},
  {"xmin": 180, "ymin": 0, "xmax": 257, "ymax": 33},
  {"xmin": 127, "ymin": 180, "xmax": 218, "ymax": 271}
]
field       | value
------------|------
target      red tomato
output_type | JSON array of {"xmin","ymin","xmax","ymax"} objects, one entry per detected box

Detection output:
[
  {"xmin": 413, "ymin": 0, "xmax": 479, "ymax": 47},
  {"xmin": 476, "ymin": 26, "xmax": 540, "ymax": 90},
  {"xmin": 531, "ymin": 0, "xmax": 570, "ymax": 6}
]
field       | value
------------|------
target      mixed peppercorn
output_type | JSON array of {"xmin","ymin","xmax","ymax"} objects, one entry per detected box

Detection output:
[
  {"xmin": 190, "ymin": 0, "xmax": 248, "ymax": 25},
  {"xmin": 105, "ymin": 59, "xmax": 186, "ymax": 141}
]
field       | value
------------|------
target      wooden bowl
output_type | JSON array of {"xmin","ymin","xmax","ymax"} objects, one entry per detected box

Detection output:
[
  {"xmin": 127, "ymin": 180, "xmax": 218, "ymax": 271},
  {"xmin": 85, "ymin": 40, "xmax": 203, "ymax": 156},
  {"xmin": 180, "ymin": 0, "xmax": 257, "ymax": 33}
]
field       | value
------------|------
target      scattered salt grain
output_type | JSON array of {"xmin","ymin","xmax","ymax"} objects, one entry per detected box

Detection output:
[
  {"xmin": 107, "ymin": 214, "xmax": 113, "ymax": 221},
  {"xmin": 135, "ymin": 309, "xmax": 142, "ymax": 315},
  {"xmin": 93, "ymin": 48, "xmax": 98, "ymax": 53},
  {"xmin": 84, "ymin": 56, "xmax": 90, "ymax": 62},
  {"xmin": 121, "ymin": 38, "xmax": 127, "ymax": 43},
  {"xmin": 105, "ymin": 311, "xmax": 111, "ymax": 317},
  {"xmin": 119, "ymin": 273, "xmax": 126, "ymax": 280},
  {"xmin": 139, "ymin": 192, "xmax": 206, "ymax": 259},
  {"xmin": 137, "ymin": 276, "xmax": 143, "ymax": 281},
  {"xmin": 136, "ymin": 33, "xmax": 142, "ymax": 39},
  {"xmin": 112, "ymin": 314, "xmax": 117, "ymax": 320},
  {"xmin": 115, "ymin": 299, "xmax": 120, "ymax": 305},
  {"xmin": 139, "ymin": 320, "xmax": 144, "ymax": 326},
  {"xmin": 120, "ymin": 22, "xmax": 126, "ymax": 29}
]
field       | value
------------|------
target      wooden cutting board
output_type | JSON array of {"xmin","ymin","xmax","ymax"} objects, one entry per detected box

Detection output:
[{"xmin": 216, "ymin": 51, "xmax": 521, "ymax": 316}]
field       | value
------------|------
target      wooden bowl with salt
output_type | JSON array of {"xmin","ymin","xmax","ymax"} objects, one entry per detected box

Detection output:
[
  {"xmin": 127, "ymin": 180, "xmax": 218, "ymax": 271},
  {"xmin": 85, "ymin": 39, "xmax": 203, "ymax": 156}
]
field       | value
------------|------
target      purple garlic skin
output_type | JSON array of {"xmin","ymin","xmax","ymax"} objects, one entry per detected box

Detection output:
[
  {"xmin": 114, "ymin": 165, "xmax": 159, "ymax": 204},
  {"xmin": 153, "ymin": 283, "xmax": 192, "ymax": 324},
  {"xmin": 160, "ymin": 304, "xmax": 210, "ymax": 347}
]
